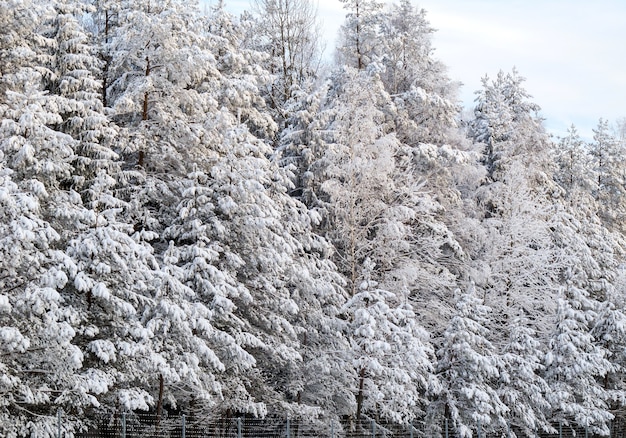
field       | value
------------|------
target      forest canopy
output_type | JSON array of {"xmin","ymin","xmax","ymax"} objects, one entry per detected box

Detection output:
[{"xmin": 1, "ymin": 0, "xmax": 626, "ymax": 437}]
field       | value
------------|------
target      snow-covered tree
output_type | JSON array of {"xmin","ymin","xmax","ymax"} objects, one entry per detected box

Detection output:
[
  {"xmin": 209, "ymin": 3, "xmax": 277, "ymax": 141},
  {"xmin": 278, "ymin": 68, "xmax": 452, "ymax": 422},
  {"xmin": 376, "ymin": 1, "xmax": 459, "ymax": 146},
  {"xmin": 106, "ymin": 0, "xmax": 215, "ymax": 171},
  {"xmin": 154, "ymin": 91, "xmax": 347, "ymax": 417},
  {"xmin": 592, "ymin": 292, "xmax": 626, "ymax": 415},
  {"xmin": 498, "ymin": 317, "xmax": 554, "ymax": 436},
  {"xmin": 589, "ymin": 118, "xmax": 626, "ymax": 230},
  {"xmin": 471, "ymin": 69, "xmax": 550, "ymax": 182},
  {"xmin": 468, "ymin": 68, "xmax": 562, "ymax": 339},
  {"xmin": 476, "ymin": 162, "xmax": 561, "ymax": 336},
  {"xmin": 89, "ymin": 0, "xmax": 122, "ymax": 106},
  {"xmin": 554, "ymin": 125, "xmax": 595, "ymax": 198},
  {"xmin": 0, "ymin": 0, "xmax": 98, "ymax": 246},
  {"xmin": 316, "ymin": 69, "xmax": 458, "ymax": 298},
  {"xmin": 49, "ymin": 0, "xmax": 121, "ymax": 190},
  {"xmin": 0, "ymin": 0, "xmax": 55, "ymax": 92},
  {"xmin": 275, "ymin": 79, "xmax": 333, "ymax": 205},
  {"xmin": 0, "ymin": 62, "xmax": 74, "ymax": 194},
  {"xmin": 550, "ymin": 193, "xmax": 626, "ymax": 421},
  {"xmin": 250, "ymin": 0, "xmax": 323, "ymax": 127},
  {"xmin": 544, "ymin": 277, "xmax": 615, "ymax": 435},
  {"xmin": 433, "ymin": 283, "xmax": 507, "ymax": 438},
  {"xmin": 336, "ymin": 0, "xmax": 383, "ymax": 70},
  {"xmin": 340, "ymin": 261, "xmax": 438, "ymax": 423},
  {"xmin": 63, "ymin": 171, "xmax": 163, "ymax": 414},
  {"xmin": 160, "ymin": 166, "xmax": 259, "ymax": 415},
  {"xmin": 377, "ymin": 0, "xmax": 436, "ymax": 95},
  {"xmin": 0, "ymin": 149, "xmax": 92, "ymax": 436}
]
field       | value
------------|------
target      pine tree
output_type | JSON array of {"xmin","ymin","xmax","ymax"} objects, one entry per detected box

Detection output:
[
  {"xmin": 589, "ymin": 118, "xmax": 626, "ymax": 230},
  {"xmin": 0, "ymin": 134, "xmax": 89, "ymax": 435},
  {"xmin": 158, "ymin": 94, "xmax": 348, "ymax": 417},
  {"xmin": 544, "ymin": 277, "xmax": 615, "ymax": 435},
  {"xmin": 90, "ymin": 0, "xmax": 122, "ymax": 107},
  {"xmin": 377, "ymin": 0, "xmax": 459, "ymax": 146},
  {"xmin": 433, "ymin": 284, "xmax": 507, "ymax": 438},
  {"xmin": 554, "ymin": 125, "xmax": 595, "ymax": 198},
  {"xmin": 0, "ymin": 64, "xmax": 75, "ymax": 193},
  {"xmin": 550, "ymin": 190, "xmax": 626, "ymax": 422},
  {"xmin": 64, "ymin": 170, "xmax": 163, "ymax": 413},
  {"xmin": 471, "ymin": 69, "xmax": 549, "ymax": 182},
  {"xmin": 275, "ymin": 79, "xmax": 333, "ymax": 205},
  {"xmin": 305, "ymin": 69, "xmax": 456, "ymax": 422},
  {"xmin": 469, "ymin": 68, "xmax": 561, "ymax": 339},
  {"xmin": 498, "ymin": 317, "xmax": 554, "ymax": 436},
  {"xmin": 336, "ymin": 0, "xmax": 383, "ymax": 70},
  {"xmin": 50, "ymin": 0, "xmax": 121, "ymax": 189},
  {"xmin": 209, "ymin": 3, "xmax": 277, "ymax": 141},
  {"xmin": 340, "ymin": 261, "xmax": 437, "ymax": 423},
  {"xmin": 106, "ymin": 0, "xmax": 215, "ymax": 171},
  {"xmin": 0, "ymin": 0, "xmax": 56, "ymax": 92},
  {"xmin": 161, "ymin": 167, "xmax": 258, "ymax": 414},
  {"xmin": 592, "ymin": 293, "xmax": 626, "ymax": 417}
]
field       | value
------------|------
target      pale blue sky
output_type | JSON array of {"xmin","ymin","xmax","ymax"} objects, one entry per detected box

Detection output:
[{"xmin": 203, "ymin": 0, "xmax": 626, "ymax": 140}]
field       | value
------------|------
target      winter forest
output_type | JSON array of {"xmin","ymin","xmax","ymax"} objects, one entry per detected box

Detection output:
[{"xmin": 3, "ymin": 0, "xmax": 626, "ymax": 436}]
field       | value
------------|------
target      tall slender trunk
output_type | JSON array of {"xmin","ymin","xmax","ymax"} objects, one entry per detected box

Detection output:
[
  {"xmin": 156, "ymin": 373, "xmax": 164, "ymax": 425},
  {"xmin": 142, "ymin": 56, "xmax": 150, "ymax": 121},
  {"xmin": 355, "ymin": 367, "xmax": 366, "ymax": 421},
  {"xmin": 280, "ymin": 2, "xmax": 290, "ymax": 103},
  {"xmin": 101, "ymin": 10, "xmax": 111, "ymax": 106},
  {"xmin": 355, "ymin": 2, "xmax": 363, "ymax": 70},
  {"xmin": 138, "ymin": 56, "xmax": 150, "ymax": 167},
  {"xmin": 349, "ymin": 143, "xmax": 357, "ymax": 296}
]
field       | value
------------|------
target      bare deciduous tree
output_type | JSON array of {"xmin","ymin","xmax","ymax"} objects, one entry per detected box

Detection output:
[{"xmin": 253, "ymin": 0, "xmax": 323, "ymax": 118}]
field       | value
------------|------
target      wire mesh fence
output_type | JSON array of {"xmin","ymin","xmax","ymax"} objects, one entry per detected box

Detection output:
[{"xmin": 65, "ymin": 412, "xmax": 626, "ymax": 438}]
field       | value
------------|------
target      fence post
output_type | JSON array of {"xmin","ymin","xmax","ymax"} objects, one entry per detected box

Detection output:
[
  {"xmin": 371, "ymin": 419, "xmax": 376, "ymax": 438},
  {"xmin": 477, "ymin": 419, "xmax": 481, "ymax": 438},
  {"xmin": 182, "ymin": 414, "xmax": 186, "ymax": 438},
  {"xmin": 409, "ymin": 421, "xmax": 413, "ymax": 438},
  {"xmin": 559, "ymin": 421, "xmax": 562, "ymax": 438},
  {"xmin": 237, "ymin": 417, "xmax": 242, "ymax": 438},
  {"xmin": 331, "ymin": 422, "xmax": 334, "ymax": 438},
  {"xmin": 57, "ymin": 409, "xmax": 61, "ymax": 438},
  {"xmin": 507, "ymin": 421, "xmax": 511, "ymax": 438},
  {"xmin": 445, "ymin": 418, "xmax": 449, "ymax": 438},
  {"xmin": 585, "ymin": 425, "xmax": 588, "ymax": 438},
  {"xmin": 121, "ymin": 412, "xmax": 126, "ymax": 438},
  {"xmin": 286, "ymin": 417, "xmax": 290, "ymax": 438}
]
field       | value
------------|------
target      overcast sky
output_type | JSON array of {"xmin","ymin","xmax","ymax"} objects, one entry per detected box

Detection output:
[{"xmin": 205, "ymin": 0, "xmax": 626, "ymax": 139}]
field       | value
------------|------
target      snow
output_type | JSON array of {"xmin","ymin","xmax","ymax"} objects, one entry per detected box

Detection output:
[
  {"xmin": 1, "ymin": 0, "xmax": 626, "ymax": 434},
  {"xmin": 0, "ymin": 327, "xmax": 30, "ymax": 353},
  {"xmin": 88, "ymin": 339, "xmax": 117, "ymax": 364}
]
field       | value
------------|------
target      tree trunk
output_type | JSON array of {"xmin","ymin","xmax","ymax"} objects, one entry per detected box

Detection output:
[
  {"xmin": 101, "ymin": 10, "xmax": 111, "ymax": 107},
  {"xmin": 138, "ymin": 56, "xmax": 150, "ymax": 167},
  {"xmin": 355, "ymin": 367, "xmax": 366, "ymax": 421},
  {"xmin": 142, "ymin": 56, "xmax": 150, "ymax": 121},
  {"xmin": 156, "ymin": 373, "xmax": 164, "ymax": 426},
  {"xmin": 355, "ymin": 2, "xmax": 362, "ymax": 70}
]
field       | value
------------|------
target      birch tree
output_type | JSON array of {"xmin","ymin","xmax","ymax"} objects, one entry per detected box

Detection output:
[{"xmin": 251, "ymin": 0, "xmax": 323, "ymax": 127}]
